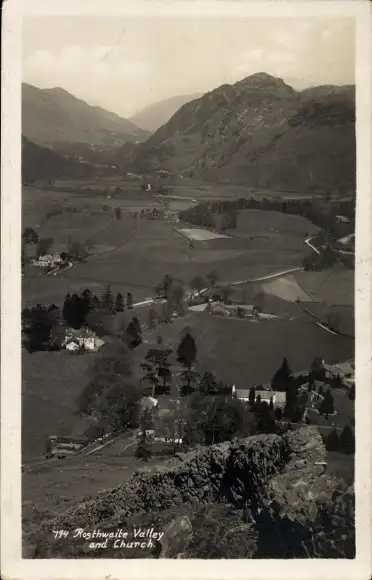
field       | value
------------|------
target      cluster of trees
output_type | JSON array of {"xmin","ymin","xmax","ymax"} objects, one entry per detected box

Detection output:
[
  {"xmin": 183, "ymin": 393, "xmax": 257, "ymax": 447},
  {"xmin": 141, "ymin": 348, "xmax": 173, "ymax": 396},
  {"xmin": 265, "ymin": 355, "xmax": 344, "ymax": 423},
  {"xmin": 323, "ymin": 424, "xmax": 355, "ymax": 454},
  {"xmin": 154, "ymin": 274, "xmax": 187, "ymax": 320},
  {"xmin": 179, "ymin": 196, "xmax": 354, "ymax": 241},
  {"xmin": 22, "ymin": 227, "xmax": 90, "ymax": 262},
  {"xmin": 179, "ymin": 202, "xmax": 237, "ymax": 232},
  {"xmin": 62, "ymin": 286, "xmax": 133, "ymax": 330},
  {"xmin": 77, "ymin": 338, "xmax": 142, "ymax": 434},
  {"xmin": 22, "ymin": 304, "xmax": 63, "ymax": 352},
  {"xmin": 22, "ymin": 285, "xmax": 138, "ymax": 351},
  {"xmin": 189, "ymin": 271, "xmax": 220, "ymax": 293}
]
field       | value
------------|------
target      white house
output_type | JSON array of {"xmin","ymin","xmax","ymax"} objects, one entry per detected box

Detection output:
[
  {"xmin": 63, "ymin": 328, "xmax": 105, "ymax": 352},
  {"xmin": 232, "ymin": 385, "xmax": 286, "ymax": 408},
  {"xmin": 33, "ymin": 253, "xmax": 63, "ymax": 268}
]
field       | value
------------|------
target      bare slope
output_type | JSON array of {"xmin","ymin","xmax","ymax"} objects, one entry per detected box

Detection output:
[
  {"xmin": 130, "ymin": 93, "xmax": 203, "ymax": 132},
  {"xmin": 131, "ymin": 73, "xmax": 355, "ymax": 194}
]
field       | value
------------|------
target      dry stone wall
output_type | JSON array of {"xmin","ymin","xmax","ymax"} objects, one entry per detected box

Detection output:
[{"xmin": 31, "ymin": 427, "xmax": 353, "ymax": 558}]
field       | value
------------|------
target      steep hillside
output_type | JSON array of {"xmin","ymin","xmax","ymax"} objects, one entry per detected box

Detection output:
[
  {"xmin": 22, "ymin": 83, "xmax": 149, "ymax": 147},
  {"xmin": 29, "ymin": 427, "xmax": 354, "ymax": 559},
  {"xmin": 131, "ymin": 73, "xmax": 355, "ymax": 195},
  {"xmin": 130, "ymin": 93, "xmax": 203, "ymax": 132},
  {"xmin": 22, "ymin": 137, "xmax": 94, "ymax": 183}
]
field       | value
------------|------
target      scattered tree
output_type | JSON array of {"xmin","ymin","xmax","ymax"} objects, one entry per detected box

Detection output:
[
  {"xmin": 172, "ymin": 283, "xmax": 185, "ymax": 314},
  {"xmin": 154, "ymin": 283, "xmax": 163, "ymax": 298},
  {"xmin": 309, "ymin": 357, "xmax": 326, "ymax": 382},
  {"xmin": 22, "ymin": 227, "xmax": 38, "ymax": 245},
  {"xmin": 126, "ymin": 292, "xmax": 133, "ymax": 309},
  {"xmin": 162, "ymin": 274, "xmax": 173, "ymax": 299},
  {"xmin": 22, "ymin": 305, "xmax": 55, "ymax": 352},
  {"xmin": 177, "ymin": 332, "xmax": 197, "ymax": 370},
  {"xmin": 126, "ymin": 317, "xmax": 142, "ymax": 349},
  {"xmin": 115, "ymin": 292, "xmax": 125, "ymax": 313},
  {"xmin": 325, "ymin": 428, "xmax": 341, "ymax": 451},
  {"xmin": 274, "ymin": 407, "xmax": 283, "ymax": 421},
  {"xmin": 101, "ymin": 285, "xmax": 115, "ymax": 313},
  {"xmin": 271, "ymin": 357, "xmax": 292, "ymax": 390},
  {"xmin": 248, "ymin": 386, "xmax": 256, "ymax": 406},
  {"xmin": 318, "ymin": 389, "xmax": 335, "ymax": 418}
]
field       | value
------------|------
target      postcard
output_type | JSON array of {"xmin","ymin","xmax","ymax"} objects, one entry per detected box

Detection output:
[{"xmin": 1, "ymin": 1, "xmax": 371, "ymax": 579}]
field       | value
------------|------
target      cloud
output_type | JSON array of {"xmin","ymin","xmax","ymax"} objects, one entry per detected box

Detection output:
[{"xmin": 25, "ymin": 49, "xmax": 54, "ymax": 73}]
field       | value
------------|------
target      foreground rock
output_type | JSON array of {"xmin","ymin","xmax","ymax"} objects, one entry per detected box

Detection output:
[
  {"xmin": 29, "ymin": 427, "xmax": 354, "ymax": 558},
  {"xmin": 159, "ymin": 516, "xmax": 193, "ymax": 558}
]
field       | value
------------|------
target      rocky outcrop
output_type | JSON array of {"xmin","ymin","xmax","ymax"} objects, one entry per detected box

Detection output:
[
  {"xmin": 159, "ymin": 516, "xmax": 193, "ymax": 558},
  {"xmin": 30, "ymin": 427, "xmax": 354, "ymax": 558},
  {"xmin": 131, "ymin": 73, "xmax": 355, "ymax": 195}
]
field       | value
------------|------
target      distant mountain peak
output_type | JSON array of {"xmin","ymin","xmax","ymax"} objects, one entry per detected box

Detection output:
[
  {"xmin": 130, "ymin": 73, "xmax": 355, "ymax": 196},
  {"xmin": 130, "ymin": 92, "xmax": 204, "ymax": 132}
]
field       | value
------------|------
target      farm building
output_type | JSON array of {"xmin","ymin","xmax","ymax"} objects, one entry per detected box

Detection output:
[
  {"xmin": 147, "ymin": 399, "xmax": 186, "ymax": 444},
  {"xmin": 32, "ymin": 253, "xmax": 63, "ymax": 268},
  {"xmin": 63, "ymin": 328, "xmax": 105, "ymax": 352},
  {"xmin": 45, "ymin": 435, "xmax": 88, "ymax": 458},
  {"xmin": 231, "ymin": 385, "xmax": 286, "ymax": 408},
  {"xmin": 323, "ymin": 359, "xmax": 355, "ymax": 389}
]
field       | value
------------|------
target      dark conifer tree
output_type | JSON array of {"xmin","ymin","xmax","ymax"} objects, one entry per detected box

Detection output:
[
  {"xmin": 101, "ymin": 285, "xmax": 114, "ymax": 313},
  {"xmin": 69, "ymin": 293, "xmax": 85, "ymax": 329},
  {"xmin": 81, "ymin": 289, "xmax": 94, "ymax": 320},
  {"xmin": 22, "ymin": 305, "xmax": 54, "ymax": 352},
  {"xmin": 62, "ymin": 293, "xmax": 73, "ymax": 325},
  {"xmin": 248, "ymin": 386, "xmax": 256, "ymax": 405},
  {"xmin": 115, "ymin": 292, "xmax": 125, "ymax": 312},
  {"xmin": 126, "ymin": 316, "xmax": 142, "ymax": 349},
  {"xmin": 271, "ymin": 357, "xmax": 292, "ymax": 390},
  {"xmin": 92, "ymin": 295, "xmax": 101, "ymax": 310},
  {"xmin": 177, "ymin": 332, "xmax": 197, "ymax": 370},
  {"xmin": 340, "ymin": 424, "xmax": 355, "ymax": 454},
  {"xmin": 126, "ymin": 292, "xmax": 133, "ymax": 309}
]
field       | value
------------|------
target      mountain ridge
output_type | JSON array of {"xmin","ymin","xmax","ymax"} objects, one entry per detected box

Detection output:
[
  {"xmin": 129, "ymin": 92, "xmax": 204, "ymax": 132},
  {"xmin": 129, "ymin": 73, "xmax": 355, "ymax": 195},
  {"xmin": 22, "ymin": 83, "xmax": 149, "ymax": 148}
]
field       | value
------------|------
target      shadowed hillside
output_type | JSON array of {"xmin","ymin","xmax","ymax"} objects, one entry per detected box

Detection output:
[
  {"xmin": 22, "ymin": 83, "xmax": 149, "ymax": 148},
  {"xmin": 22, "ymin": 137, "xmax": 94, "ymax": 184},
  {"xmin": 130, "ymin": 73, "xmax": 355, "ymax": 195}
]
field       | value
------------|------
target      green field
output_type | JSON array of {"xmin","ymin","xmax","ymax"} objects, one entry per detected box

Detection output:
[
  {"xmin": 133, "ymin": 310, "xmax": 354, "ymax": 390},
  {"xmin": 22, "ymin": 351, "xmax": 90, "ymax": 461},
  {"xmin": 23, "ymin": 199, "xmax": 324, "ymax": 309},
  {"xmin": 22, "ymin": 185, "xmax": 354, "ymax": 469}
]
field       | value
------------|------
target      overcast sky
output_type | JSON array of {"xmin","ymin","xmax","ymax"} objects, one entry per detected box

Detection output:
[{"xmin": 22, "ymin": 16, "xmax": 355, "ymax": 118}]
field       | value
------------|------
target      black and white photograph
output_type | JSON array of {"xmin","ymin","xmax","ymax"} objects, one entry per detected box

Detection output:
[{"xmin": 1, "ymin": 0, "xmax": 371, "ymax": 578}]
